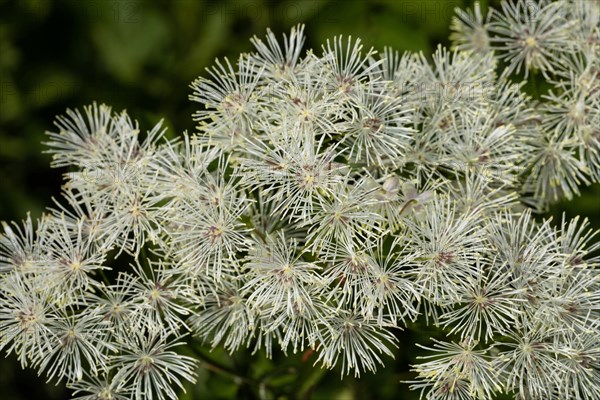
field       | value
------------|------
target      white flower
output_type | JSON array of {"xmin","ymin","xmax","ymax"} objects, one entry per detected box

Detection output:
[
  {"xmin": 1, "ymin": 2, "xmax": 600, "ymax": 397},
  {"xmin": 411, "ymin": 338, "xmax": 501, "ymax": 400},
  {"xmin": 112, "ymin": 331, "xmax": 197, "ymax": 400},
  {"xmin": 249, "ymin": 24, "xmax": 306, "ymax": 78},
  {"xmin": 315, "ymin": 311, "xmax": 398, "ymax": 378},
  {"xmin": 450, "ymin": 1, "xmax": 492, "ymax": 54},
  {"xmin": 36, "ymin": 308, "xmax": 112, "ymax": 383},
  {"xmin": 489, "ymin": 0, "xmax": 574, "ymax": 78}
]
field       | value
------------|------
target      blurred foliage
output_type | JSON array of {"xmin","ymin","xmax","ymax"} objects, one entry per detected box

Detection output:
[{"xmin": 0, "ymin": 0, "xmax": 598, "ymax": 399}]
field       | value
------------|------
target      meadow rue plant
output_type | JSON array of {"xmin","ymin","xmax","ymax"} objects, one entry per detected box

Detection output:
[{"xmin": 1, "ymin": 0, "xmax": 599, "ymax": 399}]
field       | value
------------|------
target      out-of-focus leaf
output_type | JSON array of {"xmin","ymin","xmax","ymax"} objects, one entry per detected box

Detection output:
[
  {"xmin": 26, "ymin": 70, "xmax": 77, "ymax": 107},
  {"xmin": 90, "ymin": 8, "xmax": 169, "ymax": 83}
]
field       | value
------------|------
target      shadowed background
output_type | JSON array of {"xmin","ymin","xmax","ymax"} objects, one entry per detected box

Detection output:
[{"xmin": 0, "ymin": 0, "xmax": 598, "ymax": 399}]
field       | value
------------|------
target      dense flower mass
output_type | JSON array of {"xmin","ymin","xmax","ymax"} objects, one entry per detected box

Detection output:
[{"xmin": 1, "ymin": 0, "xmax": 599, "ymax": 399}]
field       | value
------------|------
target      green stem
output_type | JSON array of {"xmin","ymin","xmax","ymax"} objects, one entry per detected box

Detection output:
[
  {"xmin": 529, "ymin": 70, "xmax": 540, "ymax": 99},
  {"xmin": 188, "ymin": 345, "xmax": 260, "ymax": 387},
  {"xmin": 98, "ymin": 268, "xmax": 111, "ymax": 285},
  {"xmin": 298, "ymin": 365, "xmax": 327, "ymax": 400}
]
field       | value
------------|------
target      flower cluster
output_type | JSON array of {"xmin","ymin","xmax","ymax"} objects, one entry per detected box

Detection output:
[{"xmin": 1, "ymin": 1, "xmax": 599, "ymax": 399}]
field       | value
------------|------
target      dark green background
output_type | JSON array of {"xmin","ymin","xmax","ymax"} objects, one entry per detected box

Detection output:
[{"xmin": 0, "ymin": 0, "xmax": 598, "ymax": 399}]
